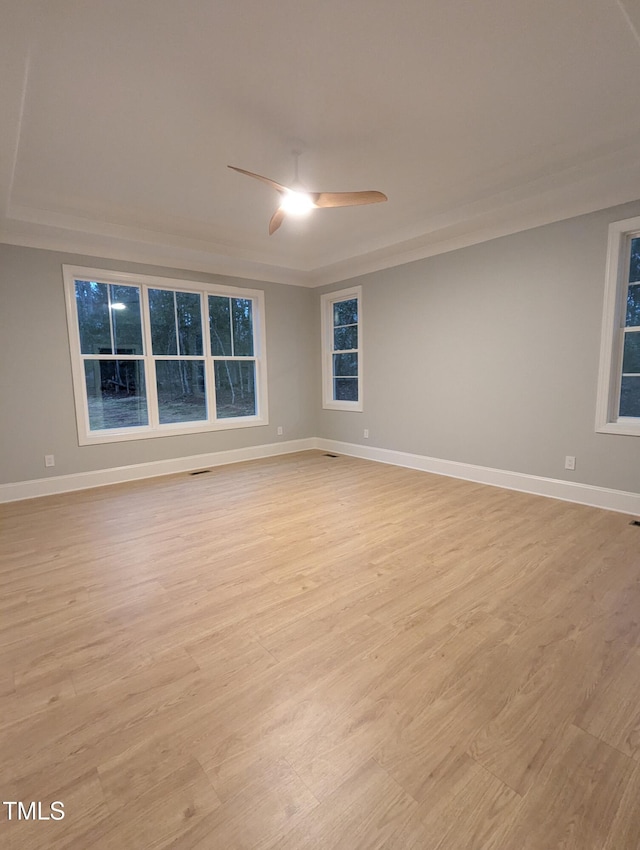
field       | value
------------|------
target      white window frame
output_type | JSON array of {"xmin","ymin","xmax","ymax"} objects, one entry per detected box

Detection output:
[
  {"xmin": 63, "ymin": 265, "xmax": 268, "ymax": 445},
  {"xmin": 321, "ymin": 285, "xmax": 363, "ymax": 411},
  {"xmin": 596, "ymin": 215, "xmax": 640, "ymax": 436}
]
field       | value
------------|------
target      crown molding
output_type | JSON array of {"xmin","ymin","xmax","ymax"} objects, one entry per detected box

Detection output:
[
  {"xmin": 3, "ymin": 148, "xmax": 640, "ymax": 288},
  {"xmin": 307, "ymin": 150, "xmax": 640, "ymax": 286},
  {"xmin": 0, "ymin": 214, "xmax": 315, "ymax": 287}
]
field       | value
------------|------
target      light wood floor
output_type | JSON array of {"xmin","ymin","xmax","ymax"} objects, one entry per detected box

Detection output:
[{"xmin": 1, "ymin": 451, "xmax": 639, "ymax": 849}]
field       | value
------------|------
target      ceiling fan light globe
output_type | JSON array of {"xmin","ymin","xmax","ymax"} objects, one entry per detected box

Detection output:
[{"xmin": 279, "ymin": 190, "xmax": 316, "ymax": 216}]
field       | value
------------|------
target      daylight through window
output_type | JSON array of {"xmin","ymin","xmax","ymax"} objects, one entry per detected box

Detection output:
[
  {"xmin": 64, "ymin": 267, "xmax": 267, "ymax": 444},
  {"xmin": 321, "ymin": 286, "xmax": 362, "ymax": 411},
  {"xmin": 620, "ymin": 238, "xmax": 640, "ymax": 418},
  {"xmin": 596, "ymin": 217, "xmax": 640, "ymax": 436}
]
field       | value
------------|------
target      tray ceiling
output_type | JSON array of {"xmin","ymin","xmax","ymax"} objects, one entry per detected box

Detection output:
[{"xmin": 2, "ymin": 0, "xmax": 640, "ymax": 286}]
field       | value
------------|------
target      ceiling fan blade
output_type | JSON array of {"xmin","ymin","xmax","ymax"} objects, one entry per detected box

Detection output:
[
  {"xmin": 312, "ymin": 190, "xmax": 387, "ymax": 209},
  {"xmin": 269, "ymin": 208, "xmax": 286, "ymax": 235},
  {"xmin": 228, "ymin": 165, "xmax": 288, "ymax": 194}
]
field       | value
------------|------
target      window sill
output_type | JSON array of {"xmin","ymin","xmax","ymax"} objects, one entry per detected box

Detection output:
[
  {"xmin": 77, "ymin": 415, "xmax": 268, "ymax": 446},
  {"xmin": 322, "ymin": 400, "xmax": 363, "ymax": 412},
  {"xmin": 596, "ymin": 420, "xmax": 640, "ymax": 437}
]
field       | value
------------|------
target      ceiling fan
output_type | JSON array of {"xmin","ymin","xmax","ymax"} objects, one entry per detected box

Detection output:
[{"xmin": 228, "ymin": 162, "xmax": 387, "ymax": 235}]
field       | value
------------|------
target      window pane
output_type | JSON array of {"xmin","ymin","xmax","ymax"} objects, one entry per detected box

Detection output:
[
  {"xmin": 155, "ymin": 360, "xmax": 206, "ymax": 424},
  {"xmin": 629, "ymin": 237, "xmax": 640, "ymax": 283},
  {"xmin": 622, "ymin": 331, "xmax": 640, "ymax": 373},
  {"xmin": 176, "ymin": 292, "xmax": 203, "ymax": 356},
  {"xmin": 334, "ymin": 377, "xmax": 358, "ymax": 401},
  {"xmin": 232, "ymin": 298, "xmax": 254, "ymax": 356},
  {"xmin": 149, "ymin": 289, "xmax": 177, "ymax": 355},
  {"xmin": 209, "ymin": 296, "xmax": 232, "ymax": 355},
  {"xmin": 334, "ymin": 325, "xmax": 357, "ymax": 351},
  {"xmin": 333, "ymin": 298, "xmax": 358, "ymax": 327},
  {"xmin": 619, "ymin": 375, "xmax": 640, "ymax": 417},
  {"xmin": 626, "ymin": 284, "xmax": 640, "ymax": 328},
  {"xmin": 84, "ymin": 360, "xmax": 147, "ymax": 430},
  {"xmin": 333, "ymin": 352, "xmax": 358, "ymax": 376},
  {"xmin": 110, "ymin": 285, "xmax": 143, "ymax": 354},
  {"xmin": 214, "ymin": 360, "xmax": 256, "ymax": 418},
  {"xmin": 75, "ymin": 280, "xmax": 111, "ymax": 354}
]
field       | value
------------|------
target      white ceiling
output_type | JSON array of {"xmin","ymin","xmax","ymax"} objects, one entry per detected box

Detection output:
[{"xmin": 2, "ymin": 0, "xmax": 640, "ymax": 286}]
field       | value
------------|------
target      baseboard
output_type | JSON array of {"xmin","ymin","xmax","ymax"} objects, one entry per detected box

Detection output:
[
  {"xmin": 2, "ymin": 436, "xmax": 638, "ymax": 516},
  {"xmin": 316, "ymin": 438, "xmax": 640, "ymax": 517},
  {"xmin": 0, "ymin": 438, "xmax": 317, "ymax": 503}
]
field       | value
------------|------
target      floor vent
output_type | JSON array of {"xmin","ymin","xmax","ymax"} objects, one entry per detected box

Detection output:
[
  {"xmin": 190, "ymin": 469, "xmax": 211, "ymax": 476},
  {"xmin": 630, "ymin": 520, "xmax": 640, "ymax": 527},
  {"xmin": 324, "ymin": 453, "xmax": 339, "ymax": 458}
]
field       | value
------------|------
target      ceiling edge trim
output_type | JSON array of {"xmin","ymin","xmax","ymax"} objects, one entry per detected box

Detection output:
[
  {"xmin": 3, "ymin": 167, "xmax": 640, "ymax": 289},
  {"xmin": 0, "ymin": 217, "xmax": 316, "ymax": 287},
  {"xmin": 308, "ymin": 169, "xmax": 640, "ymax": 286}
]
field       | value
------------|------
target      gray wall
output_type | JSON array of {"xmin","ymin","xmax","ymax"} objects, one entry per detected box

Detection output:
[
  {"xmin": 0, "ymin": 245, "xmax": 317, "ymax": 485},
  {"xmin": 317, "ymin": 201, "xmax": 640, "ymax": 494},
  {"xmin": 3, "ymin": 200, "xmax": 640, "ymax": 494}
]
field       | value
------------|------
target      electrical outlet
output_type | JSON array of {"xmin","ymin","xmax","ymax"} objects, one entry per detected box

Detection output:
[
  {"xmin": 565, "ymin": 455, "xmax": 576, "ymax": 470},
  {"xmin": 363, "ymin": 429, "xmax": 369, "ymax": 439},
  {"xmin": 44, "ymin": 455, "xmax": 55, "ymax": 468},
  {"xmin": 277, "ymin": 426, "xmax": 283, "ymax": 436}
]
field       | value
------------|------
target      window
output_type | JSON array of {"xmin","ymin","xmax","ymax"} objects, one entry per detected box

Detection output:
[
  {"xmin": 63, "ymin": 266, "xmax": 268, "ymax": 444},
  {"xmin": 596, "ymin": 216, "xmax": 640, "ymax": 436},
  {"xmin": 321, "ymin": 286, "xmax": 362, "ymax": 411}
]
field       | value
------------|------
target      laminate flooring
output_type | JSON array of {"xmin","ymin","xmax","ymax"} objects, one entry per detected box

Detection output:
[{"xmin": 1, "ymin": 451, "xmax": 639, "ymax": 849}]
